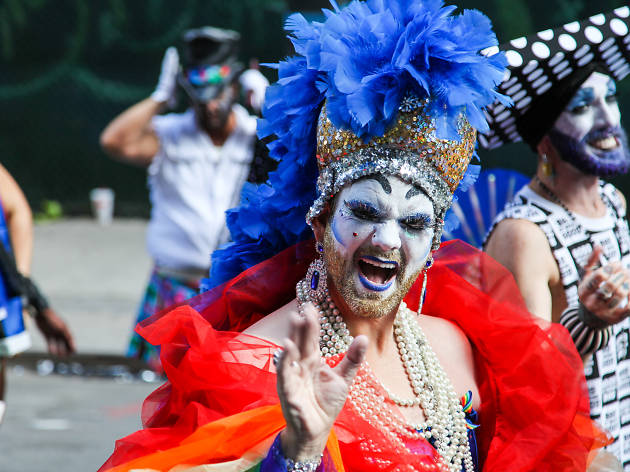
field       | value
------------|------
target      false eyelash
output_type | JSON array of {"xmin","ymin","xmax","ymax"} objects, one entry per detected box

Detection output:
[
  {"xmin": 344, "ymin": 199, "xmax": 382, "ymax": 220},
  {"xmin": 401, "ymin": 214, "xmax": 433, "ymax": 230}
]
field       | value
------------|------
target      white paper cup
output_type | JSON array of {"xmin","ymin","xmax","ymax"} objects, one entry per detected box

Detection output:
[{"xmin": 89, "ymin": 188, "xmax": 115, "ymax": 225}]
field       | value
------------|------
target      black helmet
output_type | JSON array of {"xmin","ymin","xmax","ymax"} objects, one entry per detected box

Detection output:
[{"xmin": 178, "ymin": 26, "xmax": 244, "ymax": 103}]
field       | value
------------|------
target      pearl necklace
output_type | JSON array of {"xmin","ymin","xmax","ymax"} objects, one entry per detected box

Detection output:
[{"xmin": 296, "ymin": 277, "xmax": 474, "ymax": 472}]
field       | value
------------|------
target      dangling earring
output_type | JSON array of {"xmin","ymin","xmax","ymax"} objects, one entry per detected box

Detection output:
[
  {"xmin": 418, "ymin": 256, "xmax": 433, "ymax": 314},
  {"xmin": 304, "ymin": 241, "xmax": 328, "ymax": 301},
  {"xmin": 425, "ymin": 256, "xmax": 434, "ymax": 269},
  {"xmin": 541, "ymin": 153, "xmax": 554, "ymax": 178}
]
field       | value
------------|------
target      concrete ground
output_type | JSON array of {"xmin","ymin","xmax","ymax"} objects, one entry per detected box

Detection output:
[
  {"xmin": 28, "ymin": 218, "xmax": 153, "ymax": 355},
  {"xmin": 1, "ymin": 367, "xmax": 157, "ymax": 472},
  {"xmin": 0, "ymin": 218, "xmax": 158, "ymax": 472}
]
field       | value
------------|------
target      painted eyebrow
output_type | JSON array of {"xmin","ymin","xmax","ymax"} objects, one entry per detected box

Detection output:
[
  {"xmin": 363, "ymin": 175, "xmax": 392, "ymax": 194},
  {"xmin": 567, "ymin": 87, "xmax": 595, "ymax": 110},
  {"xmin": 405, "ymin": 185, "xmax": 425, "ymax": 200}
]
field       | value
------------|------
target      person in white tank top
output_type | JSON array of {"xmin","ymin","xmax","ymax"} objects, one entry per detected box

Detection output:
[{"xmin": 99, "ymin": 27, "xmax": 266, "ymax": 371}]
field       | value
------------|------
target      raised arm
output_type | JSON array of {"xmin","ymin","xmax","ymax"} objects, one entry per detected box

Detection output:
[
  {"xmin": 485, "ymin": 218, "xmax": 558, "ymax": 321},
  {"xmin": 99, "ymin": 47, "xmax": 179, "ymax": 167},
  {"xmin": 0, "ymin": 163, "xmax": 33, "ymax": 275}
]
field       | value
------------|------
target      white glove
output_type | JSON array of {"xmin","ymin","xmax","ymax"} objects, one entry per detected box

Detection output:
[{"xmin": 151, "ymin": 47, "xmax": 180, "ymax": 107}]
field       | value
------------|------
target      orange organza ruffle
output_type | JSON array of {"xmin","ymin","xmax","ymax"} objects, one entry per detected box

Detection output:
[{"xmin": 100, "ymin": 240, "xmax": 610, "ymax": 472}]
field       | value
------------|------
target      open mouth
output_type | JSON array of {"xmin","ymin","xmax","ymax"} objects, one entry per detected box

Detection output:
[
  {"xmin": 589, "ymin": 135, "xmax": 619, "ymax": 152},
  {"xmin": 357, "ymin": 256, "xmax": 399, "ymax": 291}
]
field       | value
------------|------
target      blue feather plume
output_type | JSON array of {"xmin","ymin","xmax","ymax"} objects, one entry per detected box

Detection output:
[{"xmin": 206, "ymin": 0, "xmax": 509, "ymax": 288}]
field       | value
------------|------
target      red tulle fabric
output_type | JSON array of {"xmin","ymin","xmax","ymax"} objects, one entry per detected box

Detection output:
[{"xmin": 100, "ymin": 240, "xmax": 608, "ymax": 472}]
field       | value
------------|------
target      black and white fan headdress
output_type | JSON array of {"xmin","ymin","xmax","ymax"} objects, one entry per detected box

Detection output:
[{"xmin": 480, "ymin": 6, "xmax": 630, "ymax": 150}]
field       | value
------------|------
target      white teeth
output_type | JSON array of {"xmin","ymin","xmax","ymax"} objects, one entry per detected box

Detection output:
[
  {"xmin": 591, "ymin": 136, "xmax": 618, "ymax": 150},
  {"xmin": 360, "ymin": 257, "xmax": 398, "ymax": 269}
]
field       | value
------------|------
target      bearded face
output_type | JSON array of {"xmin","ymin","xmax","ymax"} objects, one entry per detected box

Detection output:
[
  {"xmin": 321, "ymin": 175, "xmax": 435, "ymax": 319},
  {"xmin": 194, "ymin": 84, "xmax": 236, "ymax": 133},
  {"xmin": 549, "ymin": 72, "xmax": 630, "ymax": 178}
]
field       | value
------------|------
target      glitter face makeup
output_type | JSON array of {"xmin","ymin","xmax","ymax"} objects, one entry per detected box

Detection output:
[
  {"xmin": 323, "ymin": 175, "xmax": 434, "ymax": 318},
  {"xmin": 550, "ymin": 72, "xmax": 630, "ymax": 178}
]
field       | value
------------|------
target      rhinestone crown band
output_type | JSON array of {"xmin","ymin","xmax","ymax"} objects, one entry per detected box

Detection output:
[{"xmin": 307, "ymin": 97, "xmax": 476, "ymax": 248}]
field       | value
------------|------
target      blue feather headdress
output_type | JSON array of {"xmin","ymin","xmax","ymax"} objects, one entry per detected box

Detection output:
[{"xmin": 205, "ymin": 0, "xmax": 509, "ymax": 289}]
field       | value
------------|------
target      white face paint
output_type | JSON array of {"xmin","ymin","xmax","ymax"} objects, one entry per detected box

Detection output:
[
  {"xmin": 550, "ymin": 71, "xmax": 630, "ymax": 177},
  {"xmin": 322, "ymin": 175, "xmax": 434, "ymax": 317},
  {"xmin": 554, "ymin": 72, "xmax": 620, "ymax": 144}
]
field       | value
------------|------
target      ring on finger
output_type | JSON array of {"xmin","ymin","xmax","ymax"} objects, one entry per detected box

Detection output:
[
  {"xmin": 272, "ymin": 348, "xmax": 284, "ymax": 367},
  {"xmin": 587, "ymin": 278, "xmax": 599, "ymax": 291},
  {"xmin": 597, "ymin": 282, "xmax": 614, "ymax": 300}
]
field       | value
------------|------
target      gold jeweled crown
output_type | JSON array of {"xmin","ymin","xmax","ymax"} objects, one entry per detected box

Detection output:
[{"xmin": 307, "ymin": 96, "xmax": 477, "ymax": 248}]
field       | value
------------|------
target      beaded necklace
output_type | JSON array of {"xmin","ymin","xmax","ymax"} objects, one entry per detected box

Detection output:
[
  {"xmin": 296, "ymin": 277, "xmax": 474, "ymax": 472},
  {"xmin": 534, "ymin": 175, "xmax": 612, "ymax": 234},
  {"xmin": 534, "ymin": 175, "xmax": 583, "ymax": 231}
]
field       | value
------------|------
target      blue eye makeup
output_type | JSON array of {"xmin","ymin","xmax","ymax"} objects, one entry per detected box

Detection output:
[
  {"xmin": 567, "ymin": 87, "xmax": 595, "ymax": 114},
  {"xmin": 607, "ymin": 79, "xmax": 617, "ymax": 96},
  {"xmin": 606, "ymin": 79, "xmax": 618, "ymax": 103},
  {"xmin": 400, "ymin": 214, "xmax": 433, "ymax": 232},
  {"xmin": 344, "ymin": 199, "xmax": 382, "ymax": 221}
]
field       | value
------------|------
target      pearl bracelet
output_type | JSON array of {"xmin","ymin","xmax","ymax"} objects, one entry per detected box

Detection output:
[
  {"xmin": 284, "ymin": 456, "xmax": 322, "ymax": 472},
  {"xmin": 266, "ymin": 434, "xmax": 323, "ymax": 472}
]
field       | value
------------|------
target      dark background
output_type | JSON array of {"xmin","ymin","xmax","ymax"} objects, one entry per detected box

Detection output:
[{"xmin": 0, "ymin": 0, "xmax": 627, "ymax": 217}]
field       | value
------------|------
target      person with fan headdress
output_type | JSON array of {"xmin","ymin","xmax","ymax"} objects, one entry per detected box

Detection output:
[
  {"xmin": 100, "ymin": 27, "xmax": 276, "ymax": 372},
  {"xmin": 483, "ymin": 8, "xmax": 630, "ymax": 466},
  {"xmin": 100, "ymin": 2, "xmax": 608, "ymax": 471}
]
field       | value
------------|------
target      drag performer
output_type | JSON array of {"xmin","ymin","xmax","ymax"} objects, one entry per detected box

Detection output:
[
  {"xmin": 483, "ymin": 8, "xmax": 630, "ymax": 466},
  {"xmin": 101, "ymin": 1, "xmax": 607, "ymax": 471},
  {"xmin": 100, "ymin": 27, "xmax": 270, "ymax": 371}
]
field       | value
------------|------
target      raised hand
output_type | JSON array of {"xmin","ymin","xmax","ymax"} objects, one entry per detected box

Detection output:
[
  {"xmin": 151, "ymin": 47, "xmax": 180, "ymax": 108},
  {"xmin": 579, "ymin": 247, "xmax": 630, "ymax": 325},
  {"xmin": 276, "ymin": 302, "xmax": 367, "ymax": 461}
]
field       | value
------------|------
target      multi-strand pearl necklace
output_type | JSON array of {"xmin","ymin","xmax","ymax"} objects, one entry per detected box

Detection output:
[{"xmin": 296, "ymin": 277, "xmax": 474, "ymax": 472}]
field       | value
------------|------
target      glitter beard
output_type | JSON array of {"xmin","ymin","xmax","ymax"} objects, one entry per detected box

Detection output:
[
  {"xmin": 548, "ymin": 125, "xmax": 630, "ymax": 178},
  {"xmin": 322, "ymin": 224, "xmax": 423, "ymax": 320}
]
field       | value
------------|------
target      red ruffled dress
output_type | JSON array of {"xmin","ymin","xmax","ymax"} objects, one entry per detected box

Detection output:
[{"xmin": 100, "ymin": 240, "xmax": 609, "ymax": 472}]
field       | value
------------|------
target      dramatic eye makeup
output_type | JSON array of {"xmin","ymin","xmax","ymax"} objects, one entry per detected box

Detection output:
[
  {"xmin": 567, "ymin": 87, "xmax": 595, "ymax": 114},
  {"xmin": 400, "ymin": 213, "xmax": 432, "ymax": 232},
  {"xmin": 606, "ymin": 79, "xmax": 618, "ymax": 104},
  {"xmin": 343, "ymin": 199, "xmax": 383, "ymax": 221}
]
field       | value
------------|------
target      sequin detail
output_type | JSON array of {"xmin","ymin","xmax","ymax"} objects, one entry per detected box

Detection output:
[
  {"xmin": 307, "ymin": 98, "xmax": 476, "ymax": 249},
  {"xmin": 316, "ymin": 99, "xmax": 475, "ymax": 194}
]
